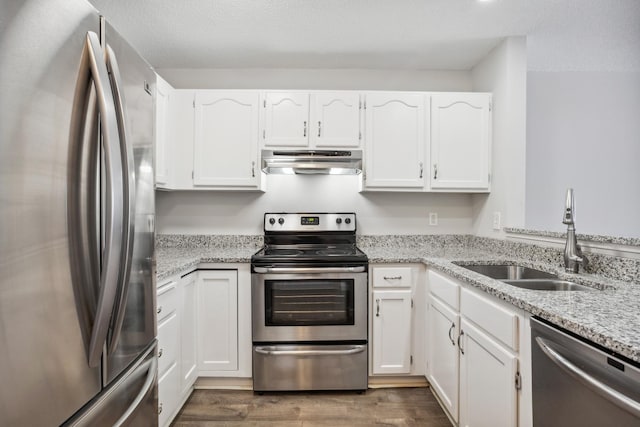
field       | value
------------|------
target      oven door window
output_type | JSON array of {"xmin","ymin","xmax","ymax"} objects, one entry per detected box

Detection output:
[{"xmin": 265, "ymin": 279, "xmax": 354, "ymax": 326}]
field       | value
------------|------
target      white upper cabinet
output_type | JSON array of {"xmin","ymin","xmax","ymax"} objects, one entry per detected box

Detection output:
[
  {"xmin": 154, "ymin": 74, "xmax": 173, "ymax": 188},
  {"xmin": 193, "ymin": 90, "xmax": 261, "ymax": 189},
  {"xmin": 363, "ymin": 93, "xmax": 427, "ymax": 189},
  {"xmin": 310, "ymin": 92, "xmax": 362, "ymax": 148},
  {"xmin": 262, "ymin": 92, "xmax": 310, "ymax": 147},
  {"xmin": 430, "ymin": 93, "xmax": 492, "ymax": 191},
  {"xmin": 261, "ymin": 91, "xmax": 362, "ymax": 149}
]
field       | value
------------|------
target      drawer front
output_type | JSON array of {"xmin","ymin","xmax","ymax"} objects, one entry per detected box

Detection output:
[
  {"xmin": 460, "ymin": 288, "xmax": 518, "ymax": 350},
  {"xmin": 156, "ymin": 281, "xmax": 178, "ymax": 323},
  {"xmin": 428, "ymin": 270, "xmax": 459, "ymax": 310},
  {"xmin": 372, "ymin": 267, "xmax": 413, "ymax": 288},
  {"xmin": 157, "ymin": 312, "xmax": 179, "ymax": 376},
  {"xmin": 158, "ymin": 362, "xmax": 180, "ymax": 427}
]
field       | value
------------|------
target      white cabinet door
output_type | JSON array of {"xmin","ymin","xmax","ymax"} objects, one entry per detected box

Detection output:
[
  {"xmin": 430, "ymin": 93, "xmax": 491, "ymax": 191},
  {"xmin": 310, "ymin": 92, "xmax": 361, "ymax": 148},
  {"xmin": 364, "ymin": 93, "xmax": 427, "ymax": 189},
  {"xmin": 179, "ymin": 273, "xmax": 197, "ymax": 396},
  {"xmin": 169, "ymin": 90, "xmax": 197, "ymax": 190},
  {"xmin": 372, "ymin": 289, "xmax": 412, "ymax": 374},
  {"xmin": 197, "ymin": 270, "xmax": 238, "ymax": 372},
  {"xmin": 154, "ymin": 75, "xmax": 172, "ymax": 187},
  {"xmin": 193, "ymin": 91, "xmax": 260, "ymax": 188},
  {"xmin": 459, "ymin": 319, "xmax": 518, "ymax": 427},
  {"xmin": 262, "ymin": 92, "xmax": 310, "ymax": 147},
  {"xmin": 428, "ymin": 295, "xmax": 460, "ymax": 423},
  {"xmin": 158, "ymin": 362, "xmax": 180, "ymax": 427}
]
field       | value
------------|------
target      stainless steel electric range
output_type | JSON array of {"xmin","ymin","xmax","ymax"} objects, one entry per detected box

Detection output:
[{"xmin": 251, "ymin": 213, "xmax": 369, "ymax": 392}]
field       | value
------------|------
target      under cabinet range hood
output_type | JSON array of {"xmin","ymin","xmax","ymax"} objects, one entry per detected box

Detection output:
[{"xmin": 261, "ymin": 150, "xmax": 363, "ymax": 175}]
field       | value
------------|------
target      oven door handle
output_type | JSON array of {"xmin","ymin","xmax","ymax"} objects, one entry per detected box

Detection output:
[
  {"xmin": 255, "ymin": 345, "xmax": 366, "ymax": 356},
  {"xmin": 253, "ymin": 266, "xmax": 366, "ymax": 274}
]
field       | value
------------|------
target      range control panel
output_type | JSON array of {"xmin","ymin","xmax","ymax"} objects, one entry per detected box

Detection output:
[{"xmin": 264, "ymin": 213, "xmax": 356, "ymax": 232}]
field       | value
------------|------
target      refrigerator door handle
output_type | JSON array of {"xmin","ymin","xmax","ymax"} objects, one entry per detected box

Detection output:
[
  {"xmin": 113, "ymin": 356, "xmax": 157, "ymax": 427},
  {"xmin": 85, "ymin": 31, "xmax": 126, "ymax": 368},
  {"xmin": 104, "ymin": 43, "xmax": 137, "ymax": 354}
]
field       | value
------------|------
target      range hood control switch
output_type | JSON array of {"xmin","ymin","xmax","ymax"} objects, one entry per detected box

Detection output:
[{"xmin": 336, "ymin": 218, "xmax": 342, "ymax": 224}]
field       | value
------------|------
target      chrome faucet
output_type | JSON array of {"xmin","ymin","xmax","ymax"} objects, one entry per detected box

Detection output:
[{"xmin": 562, "ymin": 188, "xmax": 588, "ymax": 273}]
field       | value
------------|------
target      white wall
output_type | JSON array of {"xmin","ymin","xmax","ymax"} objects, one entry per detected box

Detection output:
[
  {"xmin": 470, "ymin": 37, "xmax": 528, "ymax": 237},
  {"xmin": 156, "ymin": 176, "xmax": 473, "ymax": 235},
  {"xmin": 157, "ymin": 68, "xmax": 473, "ymax": 91},
  {"xmin": 155, "ymin": 68, "xmax": 477, "ymax": 235},
  {"xmin": 525, "ymin": 71, "xmax": 640, "ymax": 237}
]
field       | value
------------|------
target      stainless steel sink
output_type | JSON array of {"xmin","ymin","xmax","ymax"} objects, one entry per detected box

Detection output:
[
  {"xmin": 502, "ymin": 279, "xmax": 595, "ymax": 291},
  {"xmin": 456, "ymin": 264, "xmax": 558, "ymax": 280},
  {"xmin": 455, "ymin": 263, "xmax": 596, "ymax": 291}
]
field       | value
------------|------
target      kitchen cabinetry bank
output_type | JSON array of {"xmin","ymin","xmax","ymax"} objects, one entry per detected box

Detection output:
[
  {"xmin": 155, "ymin": 237, "xmax": 640, "ymax": 427},
  {"xmin": 154, "ymin": 83, "xmax": 491, "ymax": 193}
]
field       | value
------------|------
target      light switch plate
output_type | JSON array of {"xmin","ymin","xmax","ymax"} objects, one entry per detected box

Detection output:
[{"xmin": 429, "ymin": 212, "xmax": 438, "ymax": 226}]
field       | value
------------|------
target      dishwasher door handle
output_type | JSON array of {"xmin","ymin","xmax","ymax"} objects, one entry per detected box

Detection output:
[{"xmin": 535, "ymin": 336, "xmax": 640, "ymax": 418}]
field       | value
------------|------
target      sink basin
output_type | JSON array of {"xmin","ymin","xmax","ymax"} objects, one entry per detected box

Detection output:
[
  {"xmin": 455, "ymin": 263, "xmax": 596, "ymax": 291},
  {"xmin": 502, "ymin": 279, "xmax": 595, "ymax": 291},
  {"xmin": 456, "ymin": 264, "xmax": 558, "ymax": 280}
]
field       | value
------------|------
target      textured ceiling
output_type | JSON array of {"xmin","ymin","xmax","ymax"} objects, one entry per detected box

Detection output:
[{"xmin": 89, "ymin": 0, "xmax": 640, "ymax": 71}]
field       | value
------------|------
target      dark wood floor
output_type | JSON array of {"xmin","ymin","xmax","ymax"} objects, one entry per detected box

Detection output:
[{"xmin": 171, "ymin": 387, "xmax": 452, "ymax": 427}]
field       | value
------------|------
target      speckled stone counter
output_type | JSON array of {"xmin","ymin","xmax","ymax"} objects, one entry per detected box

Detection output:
[{"xmin": 156, "ymin": 234, "xmax": 640, "ymax": 363}]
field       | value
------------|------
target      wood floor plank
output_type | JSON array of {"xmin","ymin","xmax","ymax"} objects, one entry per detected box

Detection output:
[{"xmin": 171, "ymin": 387, "xmax": 452, "ymax": 427}]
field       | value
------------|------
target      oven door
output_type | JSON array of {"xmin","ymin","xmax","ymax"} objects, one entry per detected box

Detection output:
[{"xmin": 252, "ymin": 267, "xmax": 368, "ymax": 342}]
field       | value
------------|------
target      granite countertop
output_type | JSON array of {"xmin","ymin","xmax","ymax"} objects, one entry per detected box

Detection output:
[{"xmin": 156, "ymin": 242, "xmax": 640, "ymax": 363}]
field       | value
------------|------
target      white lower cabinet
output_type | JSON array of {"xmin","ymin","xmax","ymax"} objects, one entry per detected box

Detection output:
[
  {"xmin": 459, "ymin": 319, "xmax": 518, "ymax": 427},
  {"xmin": 427, "ymin": 268, "xmax": 523, "ymax": 426},
  {"xmin": 372, "ymin": 289, "xmax": 413, "ymax": 374},
  {"xmin": 370, "ymin": 265, "xmax": 426, "ymax": 378},
  {"xmin": 179, "ymin": 273, "xmax": 198, "ymax": 395},
  {"xmin": 197, "ymin": 270, "xmax": 239, "ymax": 373},
  {"xmin": 158, "ymin": 362, "xmax": 180, "ymax": 427},
  {"xmin": 156, "ymin": 279, "xmax": 181, "ymax": 427},
  {"xmin": 428, "ymin": 295, "xmax": 460, "ymax": 422}
]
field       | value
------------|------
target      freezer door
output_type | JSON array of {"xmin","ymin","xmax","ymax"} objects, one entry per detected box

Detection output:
[
  {"xmin": 0, "ymin": 1, "xmax": 103, "ymax": 426},
  {"xmin": 102, "ymin": 20, "xmax": 157, "ymax": 384},
  {"xmin": 65, "ymin": 342, "xmax": 158, "ymax": 427}
]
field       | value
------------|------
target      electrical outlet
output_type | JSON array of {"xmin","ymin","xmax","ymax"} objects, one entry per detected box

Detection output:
[
  {"xmin": 493, "ymin": 211, "xmax": 501, "ymax": 230},
  {"xmin": 429, "ymin": 212, "xmax": 438, "ymax": 226}
]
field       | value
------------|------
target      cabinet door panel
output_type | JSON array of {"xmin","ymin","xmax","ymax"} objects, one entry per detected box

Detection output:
[
  {"xmin": 180, "ymin": 273, "xmax": 197, "ymax": 395},
  {"xmin": 197, "ymin": 270, "xmax": 238, "ymax": 372},
  {"xmin": 154, "ymin": 75, "xmax": 172, "ymax": 186},
  {"xmin": 372, "ymin": 290, "xmax": 412, "ymax": 374},
  {"xmin": 193, "ymin": 91, "xmax": 260, "ymax": 187},
  {"xmin": 428, "ymin": 295, "xmax": 460, "ymax": 422},
  {"xmin": 311, "ymin": 92, "xmax": 361, "ymax": 148},
  {"xmin": 431, "ymin": 93, "xmax": 491, "ymax": 190},
  {"xmin": 459, "ymin": 319, "xmax": 518, "ymax": 427},
  {"xmin": 263, "ymin": 92, "xmax": 309, "ymax": 147},
  {"xmin": 365, "ymin": 93, "xmax": 426, "ymax": 188}
]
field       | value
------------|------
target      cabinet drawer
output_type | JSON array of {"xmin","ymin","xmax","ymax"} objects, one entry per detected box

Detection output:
[
  {"xmin": 428, "ymin": 270, "xmax": 459, "ymax": 310},
  {"xmin": 158, "ymin": 361, "xmax": 180, "ymax": 427},
  {"xmin": 372, "ymin": 267, "xmax": 413, "ymax": 288},
  {"xmin": 460, "ymin": 288, "xmax": 518, "ymax": 351},
  {"xmin": 157, "ymin": 312, "xmax": 179, "ymax": 376},
  {"xmin": 157, "ymin": 281, "xmax": 178, "ymax": 322}
]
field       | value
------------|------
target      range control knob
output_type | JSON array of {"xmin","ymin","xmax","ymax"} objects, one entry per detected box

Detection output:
[
  {"xmin": 336, "ymin": 218, "xmax": 342, "ymax": 224},
  {"xmin": 278, "ymin": 217, "xmax": 285, "ymax": 225},
  {"xmin": 345, "ymin": 218, "xmax": 351, "ymax": 225},
  {"xmin": 269, "ymin": 218, "xmax": 276, "ymax": 225}
]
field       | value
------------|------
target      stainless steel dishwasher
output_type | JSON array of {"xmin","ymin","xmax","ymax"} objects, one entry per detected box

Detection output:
[{"xmin": 531, "ymin": 317, "xmax": 640, "ymax": 426}]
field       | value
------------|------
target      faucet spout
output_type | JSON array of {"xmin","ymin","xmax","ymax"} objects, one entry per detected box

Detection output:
[{"xmin": 562, "ymin": 188, "xmax": 588, "ymax": 273}]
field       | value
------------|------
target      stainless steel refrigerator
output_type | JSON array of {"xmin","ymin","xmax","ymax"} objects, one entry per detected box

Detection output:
[{"xmin": 0, "ymin": 0, "xmax": 157, "ymax": 425}]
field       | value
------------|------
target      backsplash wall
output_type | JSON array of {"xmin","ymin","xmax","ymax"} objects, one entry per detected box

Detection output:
[{"xmin": 155, "ymin": 175, "xmax": 475, "ymax": 235}]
